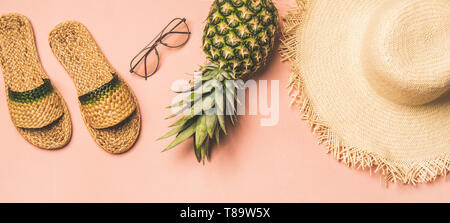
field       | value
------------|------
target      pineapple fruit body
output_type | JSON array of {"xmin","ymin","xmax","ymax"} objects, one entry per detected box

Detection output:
[{"xmin": 203, "ymin": 0, "xmax": 278, "ymax": 79}]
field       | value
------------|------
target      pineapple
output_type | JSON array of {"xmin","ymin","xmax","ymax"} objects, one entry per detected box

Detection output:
[{"xmin": 159, "ymin": 0, "xmax": 279, "ymax": 163}]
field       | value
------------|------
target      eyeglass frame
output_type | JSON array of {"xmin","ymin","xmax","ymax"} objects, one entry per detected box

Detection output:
[{"xmin": 130, "ymin": 17, "xmax": 191, "ymax": 80}]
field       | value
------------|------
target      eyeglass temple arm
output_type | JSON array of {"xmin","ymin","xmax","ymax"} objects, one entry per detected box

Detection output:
[{"xmin": 159, "ymin": 31, "xmax": 191, "ymax": 40}]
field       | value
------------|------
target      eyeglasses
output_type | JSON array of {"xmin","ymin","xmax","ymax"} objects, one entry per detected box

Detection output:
[{"xmin": 130, "ymin": 18, "xmax": 191, "ymax": 80}]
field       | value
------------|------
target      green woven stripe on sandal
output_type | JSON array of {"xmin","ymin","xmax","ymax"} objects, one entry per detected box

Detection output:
[
  {"xmin": 78, "ymin": 73, "xmax": 122, "ymax": 105},
  {"xmin": 8, "ymin": 79, "xmax": 54, "ymax": 104}
]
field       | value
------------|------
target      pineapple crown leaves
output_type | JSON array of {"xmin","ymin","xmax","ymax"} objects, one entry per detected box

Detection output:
[{"xmin": 159, "ymin": 64, "xmax": 242, "ymax": 163}]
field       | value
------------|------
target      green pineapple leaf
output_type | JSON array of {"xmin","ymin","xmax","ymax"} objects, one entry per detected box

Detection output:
[
  {"xmin": 157, "ymin": 124, "xmax": 184, "ymax": 140},
  {"xmin": 205, "ymin": 114, "xmax": 218, "ymax": 138},
  {"xmin": 200, "ymin": 138, "xmax": 210, "ymax": 164},
  {"xmin": 195, "ymin": 115, "xmax": 208, "ymax": 149},
  {"xmin": 166, "ymin": 100, "xmax": 185, "ymax": 109},
  {"xmin": 169, "ymin": 114, "xmax": 194, "ymax": 127},
  {"xmin": 162, "ymin": 121, "xmax": 197, "ymax": 152},
  {"xmin": 214, "ymin": 127, "xmax": 220, "ymax": 145},
  {"xmin": 217, "ymin": 114, "xmax": 227, "ymax": 135},
  {"xmin": 193, "ymin": 138, "xmax": 202, "ymax": 162}
]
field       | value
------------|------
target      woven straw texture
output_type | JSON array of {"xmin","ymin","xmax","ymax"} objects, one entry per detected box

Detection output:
[
  {"xmin": 0, "ymin": 13, "xmax": 71, "ymax": 149},
  {"xmin": 49, "ymin": 21, "xmax": 140, "ymax": 154},
  {"xmin": 280, "ymin": 0, "xmax": 450, "ymax": 184}
]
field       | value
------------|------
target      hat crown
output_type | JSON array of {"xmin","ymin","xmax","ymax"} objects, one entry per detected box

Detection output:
[{"xmin": 363, "ymin": 0, "xmax": 450, "ymax": 105}]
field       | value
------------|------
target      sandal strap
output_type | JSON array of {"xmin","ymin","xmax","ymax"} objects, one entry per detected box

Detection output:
[
  {"xmin": 79, "ymin": 73, "xmax": 136, "ymax": 129},
  {"xmin": 7, "ymin": 79, "xmax": 63, "ymax": 128}
]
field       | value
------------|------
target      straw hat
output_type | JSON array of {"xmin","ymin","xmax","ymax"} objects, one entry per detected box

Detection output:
[{"xmin": 281, "ymin": 0, "xmax": 450, "ymax": 184}]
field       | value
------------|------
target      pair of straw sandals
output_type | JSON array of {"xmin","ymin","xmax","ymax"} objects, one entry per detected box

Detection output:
[{"xmin": 0, "ymin": 14, "xmax": 141, "ymax": 154}]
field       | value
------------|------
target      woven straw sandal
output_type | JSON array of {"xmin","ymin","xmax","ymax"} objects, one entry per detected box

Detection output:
[
  {"xmin": 48, "ymin": 21, "xmax": 141, "ymax": 154},
  {"xmin": 0, "ymin": 13, "xmax": 72, "ymax": 150}
]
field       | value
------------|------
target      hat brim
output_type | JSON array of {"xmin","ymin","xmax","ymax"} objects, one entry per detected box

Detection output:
[{"xmin": 281, "ymin": 0, "xmax": 450, "ymax": 184}]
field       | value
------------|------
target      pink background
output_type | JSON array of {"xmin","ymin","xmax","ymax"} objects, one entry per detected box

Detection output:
[{"xmin": 0, "ymin": 0, "xmax": 449, "ymax": 203}]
